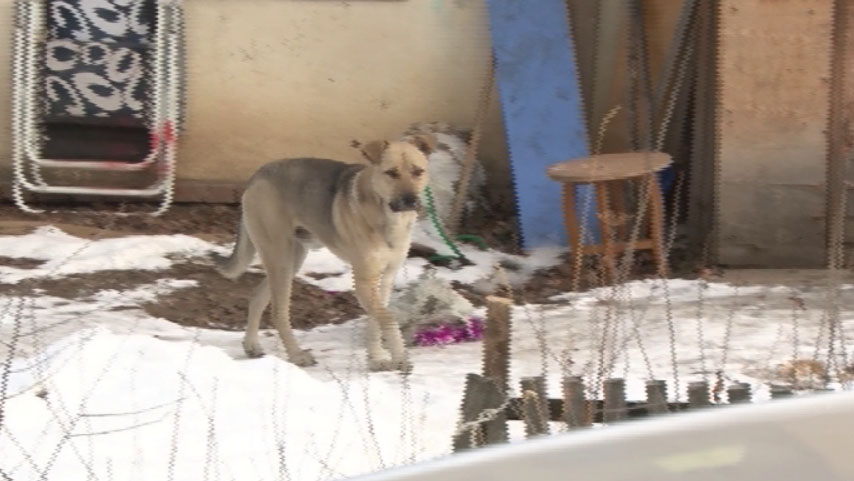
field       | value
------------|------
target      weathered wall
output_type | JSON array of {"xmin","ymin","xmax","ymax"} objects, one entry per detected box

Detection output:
[
  {"xmin": 0, "ymin": 0, "xmax": 510, "ymax": 202},
  {"xmin": 716, "ymin": 0, "xmax": 833, "ymax": 267}
]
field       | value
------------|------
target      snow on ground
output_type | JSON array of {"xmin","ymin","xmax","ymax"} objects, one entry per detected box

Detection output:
[
  {"xmin": 0, "ymin": 226, "xmax": 216, "ymax": 283},
  {"xmin": 2, "ymin": 225, "xmax": 854, "ymax": 481}
]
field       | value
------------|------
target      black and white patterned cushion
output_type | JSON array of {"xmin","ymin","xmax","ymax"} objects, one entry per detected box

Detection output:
[{"xmin": 43, "ymin": 0, "xmax": 156, "ymax": 124}]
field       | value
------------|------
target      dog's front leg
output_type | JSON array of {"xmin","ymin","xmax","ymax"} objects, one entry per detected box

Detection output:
[
  {"xmin": 353, "ymin": 269, "xmax": 411, "ymax": 372},
  {"xmin": 378, "ymin": 257, "xmax": 404, "ymax": 308}
]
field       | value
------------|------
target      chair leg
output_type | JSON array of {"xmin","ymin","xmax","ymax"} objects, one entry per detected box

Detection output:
[
  {"xmin": 646, "ymin": 173, "xmax": 669, "ymax": 278},
  {"xmin": 595, "ymin": 182, "xmax": 618, "ymax": 284},
  {"xmin": 562, "ymin": 183, "xmax": 585, "ymax": 291}
]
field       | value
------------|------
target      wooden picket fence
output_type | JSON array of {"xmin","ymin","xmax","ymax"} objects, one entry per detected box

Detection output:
[{"xmin": 452, "ymin": 296, "xmax": 798, "ymax": 452}]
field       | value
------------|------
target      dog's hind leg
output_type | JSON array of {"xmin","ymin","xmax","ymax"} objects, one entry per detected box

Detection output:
[
  {"xmin": 242, "ymin": 277, "xmax": 270, "ymax": 358},
  {"xmin": 262, "ymin": 241, "xmax": 316, "ymax": 367},
  {"xmin": 242, "ymin": 180, "xmax": 315, "ymax": 367}
]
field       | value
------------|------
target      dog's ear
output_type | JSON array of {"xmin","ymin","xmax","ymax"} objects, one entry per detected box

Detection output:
[
  {"xmin": 407, "ymin": 134, "xmax": 437, "ymax": 156},
  {"xmin": 360, "ymin": 140, "xmax": 389, "ymax": 164}
]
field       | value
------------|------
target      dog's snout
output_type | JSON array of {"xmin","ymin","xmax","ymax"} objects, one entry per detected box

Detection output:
[
  {"xmin": 401, "ymin": 193, "xmax": 418, "ymax": 208},
  {"xmin": 390, "ymin": 193, "xmax": 420, "ymax": 212}
]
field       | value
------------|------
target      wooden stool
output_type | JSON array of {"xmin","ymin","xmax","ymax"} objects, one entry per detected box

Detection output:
[{"xmin": 546, "ymin": 152, "xmax": 673, "ymax": 288}]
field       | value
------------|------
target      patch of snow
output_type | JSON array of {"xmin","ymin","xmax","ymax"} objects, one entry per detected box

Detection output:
[{"xmin": 0, "ymin": 226, "xmax": 219, "ymax": 283}]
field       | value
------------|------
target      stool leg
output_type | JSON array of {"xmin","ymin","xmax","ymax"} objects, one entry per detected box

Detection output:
[
  {"xmin": 562, "ymin": 183, "xmax": 585, "ymax": 291},
  {"xmin": 609, "ymin": 180, "xmax": 629, "ymax": 242},
  {"xmin": 646, "ymin": 174, "xmax": 669, "ymax": 278},
  {"xmin": 595, "ymin": 182, "xmax": 618, "ymax": 284}
]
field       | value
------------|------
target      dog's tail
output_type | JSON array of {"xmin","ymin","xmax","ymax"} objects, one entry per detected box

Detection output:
[{"xmin": 212, "ymin": 216, "xmax": 255, "ymax": 280}]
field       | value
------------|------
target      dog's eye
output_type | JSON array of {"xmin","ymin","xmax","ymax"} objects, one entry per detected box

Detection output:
[
  {"xmin": 384, "ymin": 169, "xmax": 400, "ymax": 179},
  {"xmin": 411, "ymin": 168, "xmax": 425, "ymax": 177}
]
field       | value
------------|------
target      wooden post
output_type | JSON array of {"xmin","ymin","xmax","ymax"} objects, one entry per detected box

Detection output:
[
  {"xmin": 483, "ymin": 296, "xmax": 513, "ymax": 393},
  {"xmin": 448, "ymin": 59, "xmax": 495, "ymax": 235},
  {"xmin": 520, "ymin": 377, "xmax": 551, "ymax": 437},
  {"xmin": 562, "ymin": 376, "xmax": 590, "ymax": 428},
  {"xmin": 603, "ymin": 378, "xmax": 628, "ymax": 422},
  {"xmin": 452, "ymin": 373, "xmax": 508, "ymax": 452},
  {"xmin": 770, "ymin": 385, "xmax": 793, "ymax": 400},
  {"xmin": 726, "ymin": 382, "xmax": 752, "ymax": 404},
  {"xmin": 645, "ymin": 380, "xmax": 669, "ymax": 415},
  {"xmin": 688, "ymin": 381, "xmax": 711, "ymax": 408}
]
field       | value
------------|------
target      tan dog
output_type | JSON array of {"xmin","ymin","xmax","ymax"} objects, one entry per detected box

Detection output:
[{"xmin": 213, "ymin": 135, "xmax": 436, "ymax": 371}]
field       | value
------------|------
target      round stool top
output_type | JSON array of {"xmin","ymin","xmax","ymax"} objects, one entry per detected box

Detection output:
[{"xmin": 546, "ymin": 152, "xmax": 672, "ymax": 183}]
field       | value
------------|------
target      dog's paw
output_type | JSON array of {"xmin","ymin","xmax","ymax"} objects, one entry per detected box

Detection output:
[
  {"xmin": 368, "ymin": 358, "xmax": 413, "ymax": 373},
  {"xmin": 368, "ymin": 358, "xmax": 393, "ymax": 372},
  {"xmin": 288, "ymin": 349, "xmax": 317, "ymax": 367},
  {"xmin": 242, "ymin": 340, "xmax": 265, "ymax": 359}
]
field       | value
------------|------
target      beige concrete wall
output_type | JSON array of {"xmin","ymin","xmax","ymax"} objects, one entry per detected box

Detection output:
[
  {"xmin": 0, "ymin": 0, "xmax": 11, "ymax": 181},
  {"xmin": 0, "ymin": 0, "xmax": 510, "ymax": 200}
]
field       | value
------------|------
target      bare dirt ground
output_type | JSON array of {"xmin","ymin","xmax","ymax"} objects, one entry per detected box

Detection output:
[
  {"xmin": 0, "ymin": 201, "xmax": 363, "ymax": 331},
  {"xmin": 0, "ymin": 200, "xmax": 675, "ymax": 331}
]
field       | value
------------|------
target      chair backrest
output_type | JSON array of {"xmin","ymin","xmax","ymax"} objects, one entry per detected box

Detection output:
[{"xmin": 41, "ymin": 0, "xmax": 157, "ymax": 161}]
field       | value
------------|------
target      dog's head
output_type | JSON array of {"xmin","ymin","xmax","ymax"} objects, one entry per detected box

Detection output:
[{"xmin": 358, "ymin": 134, "xmax": 436, "ymax": 213}]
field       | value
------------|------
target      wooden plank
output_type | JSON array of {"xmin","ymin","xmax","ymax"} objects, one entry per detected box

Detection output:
[
  {"xmin": 717, "ymin": 0, "xmax": 834, "ymax": 267},
  {"xmin": 686, "ymin": 0, "xmax": 719, "ymax": 261},
  {"xmin": 506, "ymin": 398, "xmax": 691, "ymax": 422},
  {"xmin": 589, "ymin": 0, "xmax": 628, "ymax": 137},
  {"xmin": 486, "ymin": 0, "xmax": 594, "ymax": 249},
  {"xmin": 482, "ymin": 296, "xmax": 512, "ymax": 393},
  {"xmin": 727, "ymin": 382, "xmax": 752, "ymax": 404},
  {"xmin": 562, "ymin": 376, "xmax": 590, "ymax": 428},
  {"xmin": 520, "ymin": 377, "xmax": 551, "ymax": 437},
  {"xmin": 603, "ymin": 378, "xmax": 628, "ymax": 422},
  {"xmin": 770, "ymin": 385, "xmax": 794, "ymax": 400},
  {"xmin": 829, "ymin": 0, "xmax": 854, "ymax": 264},
  {"xmin": 565, "ymin": 0, "xmax": 599, "ymax": 129},
  {"xmin": 453, "ymin": 373, "xmax": 508, "ymax": 452},
  {"xmin": 687, "ymin": 381, "xmax": 711, "ymax": 408},
  {"xmin": 645, "ymin": 379, "xmax": 670, "ymax": 414}
]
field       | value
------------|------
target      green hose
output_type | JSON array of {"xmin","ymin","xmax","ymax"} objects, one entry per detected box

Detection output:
[
  {"xmin": 422, "ymin": 186, "xmax": 488, "ymax": 263},
  {"xmin": 455, "ymin": 234, "xmax": 489, "ymax": 251}
]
